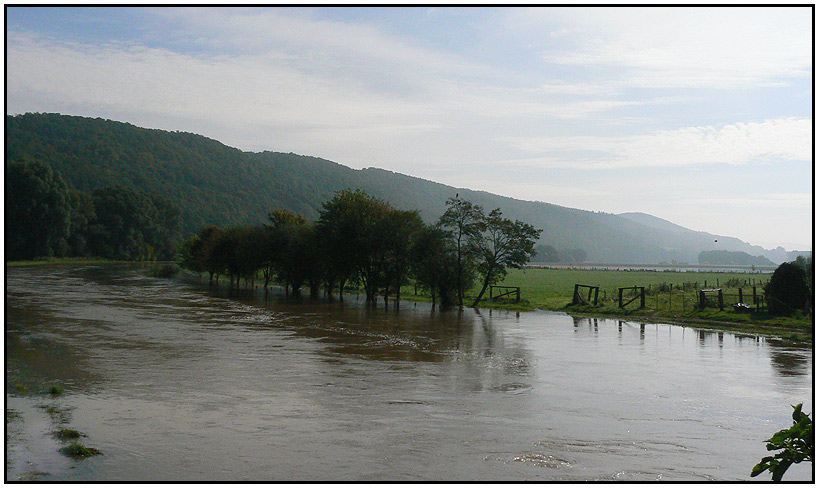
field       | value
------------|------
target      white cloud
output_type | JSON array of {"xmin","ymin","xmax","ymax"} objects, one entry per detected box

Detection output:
[
  {"xmin": 499, "ymin": 118, "xmax": 812, "ymax": 169},
  {"xmin": 507, "ymin": 6, "xmax": 811, "ymax": 89}
]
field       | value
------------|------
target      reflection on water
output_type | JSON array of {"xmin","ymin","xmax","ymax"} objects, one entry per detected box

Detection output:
[{"xmin": 5, "ymin": 265, "xmax": 813, "ymax": 482}]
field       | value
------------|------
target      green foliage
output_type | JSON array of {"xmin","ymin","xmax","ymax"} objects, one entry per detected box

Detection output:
[
  {"xmin": 410, "ymin": 227, "xmax": 461, "ymax": 307},
  {"xmin": 470, "ymin": 208, "xmax": 542, "ymax": 307},
  {"xmin": 87, "ymin": 185, "xmax": 182, "ymax": 261},
  {"xmin": 437, "ymin": 196, "xmax": 484, "ymax": 307},
  {"xmin": 48, "ymin": 384, "xmax": 64, "ymax": 396},
  {"xmin": 54, "ymin": 428, "xmax": 82, "ymax": 440},
  {"xmin": 6, "ymin": 158, "xmax": 72, "ymax": 259},
  {"xmin": 59, "ymin": 442, "xmax": 101, "ymax": 458},
  {"xmin": 766, "ymin": 262, "xmax": 809, "ymax": 316},
  {"xmin": 751, "ymin": 403, "xmax": 813, "ymax": 481}
]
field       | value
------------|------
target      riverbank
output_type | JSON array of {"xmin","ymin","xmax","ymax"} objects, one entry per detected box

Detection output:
[{"xmin": 7, "ymin": 259, "xmax": 811, "ymax": 343}]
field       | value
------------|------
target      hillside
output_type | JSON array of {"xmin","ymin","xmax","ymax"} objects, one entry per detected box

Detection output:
[{"xmin": 5, "ymin": 113, "xmax": 798, "ymax": 264}]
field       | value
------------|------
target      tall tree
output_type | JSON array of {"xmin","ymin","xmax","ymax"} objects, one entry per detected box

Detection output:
[
  {"xmin": 316, "ymin": 189, "xmax": 392, "ymax": 303},
  {"xmin": 378, "ymin": 209, "xmax": 425, "ymax": 308},
  {"xmin": 411, "ymin": 226, "xmax": 461, "ymax": 308},
  {"xmin": 437, "ymin": 195, "xmax": 484, "ymax": 309},
  {"xmin": 470, "ymin": 208, "xmax": 542, "ymax": 308},
  {"xmin": 267, "ymin": 211, "xmax": 314, "ymax": 297},
  {"xmin": 87, "ymin": 185, "xmax": 182, "ymax": 261},
  {"xmin": 6, "ymin": 158, "xmax": 72, "ymax": 259}
]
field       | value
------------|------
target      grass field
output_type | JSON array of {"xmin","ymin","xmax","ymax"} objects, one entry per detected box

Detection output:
[
  {"xmin": 477, "ymin": 267, "xmax": 811, "ymax": 342},
  {"xmin": 398, "ymin": 266, "xmax": 811, "ymax": 342}
]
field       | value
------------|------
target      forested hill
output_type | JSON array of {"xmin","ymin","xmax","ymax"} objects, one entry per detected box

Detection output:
[{"xmin": 5, "ymin": 113, "xmax": 793, "ymax": 264}]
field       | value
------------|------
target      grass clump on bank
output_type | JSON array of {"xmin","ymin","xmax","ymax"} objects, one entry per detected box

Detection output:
[{"xmin": 48, "ymin": 384, "xmax": 64, "ymax": 396}]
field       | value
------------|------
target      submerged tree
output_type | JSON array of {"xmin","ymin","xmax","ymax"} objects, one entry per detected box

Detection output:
[
  {"xmin": 411, "ymin": 226, "xmax": 461, "ymax": 307},
  {"xmin": 437, "ymin": 195, "xmax": 484, "ymax": 309},
  {"xmin": 316, "ymin": 189, "xmax": 394, "ymax": 303}
]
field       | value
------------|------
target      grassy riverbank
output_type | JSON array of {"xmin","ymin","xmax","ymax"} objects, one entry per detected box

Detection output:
[{"xmin": 473, "ymin": 267, "xmax": 811, "ymax": 343}]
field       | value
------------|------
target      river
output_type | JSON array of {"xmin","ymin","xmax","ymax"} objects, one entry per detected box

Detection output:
[{"xmin": 5, "ymin": 264, "xmax": 813, "ymax": 481}]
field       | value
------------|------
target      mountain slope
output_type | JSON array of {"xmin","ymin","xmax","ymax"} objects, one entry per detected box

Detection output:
[{"xmin": 5, "ymin": 113, "xmax": 789, "ymax": 264}]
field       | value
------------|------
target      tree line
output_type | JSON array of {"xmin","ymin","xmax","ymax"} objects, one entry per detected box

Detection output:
[
  {"xmin": 6, "ymin": 158, "xmax": 182, "ymax": 261},
  {"xmin": 179, "ymin": 189, "xmax": 542, "ymax": 309}
]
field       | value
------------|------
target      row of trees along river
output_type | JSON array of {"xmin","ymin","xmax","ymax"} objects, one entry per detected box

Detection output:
[
  {"xmin": 179, "ymin": 189, "xmax": 541, "ymax": 309},
  {"xmin": 7, "ymin": 158, "xmax": 182, "ymax": 261}
]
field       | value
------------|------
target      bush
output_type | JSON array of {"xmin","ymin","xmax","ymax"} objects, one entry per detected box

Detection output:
[{"xmin": 766, "ymin": 263, "xmax": 809, "ymax": 315}]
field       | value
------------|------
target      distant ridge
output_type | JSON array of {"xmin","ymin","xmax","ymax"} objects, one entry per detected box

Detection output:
[{"xmin": 5, "ymin": 112, "xmax": 804, "ymax": 265}]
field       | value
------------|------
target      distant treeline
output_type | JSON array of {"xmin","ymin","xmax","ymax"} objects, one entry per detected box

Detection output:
[
  {"xmin": 179, "ymin": 190, "xmax": 541, "ymax": 308},
  {"xmin": 698, "ymin": 250, "xmax": 775, "ymax": 267},
  {"xmin": 6, "ymin": 158, "xmax": 182, "ymax": 261},
  {"xmin": 531, "ymin": 244, "xmax": 588, "ymax": 263}
]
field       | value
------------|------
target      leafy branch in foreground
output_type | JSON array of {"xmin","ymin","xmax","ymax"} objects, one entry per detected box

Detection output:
[{"xmin": 751, "ymin": 403, "xmax": 813, "ymax": 481}]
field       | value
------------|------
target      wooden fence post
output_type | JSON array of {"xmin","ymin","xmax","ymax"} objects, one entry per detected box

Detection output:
[{"xmin": 718, "ymin": 289, "xmax": 724, "ymax": 310}]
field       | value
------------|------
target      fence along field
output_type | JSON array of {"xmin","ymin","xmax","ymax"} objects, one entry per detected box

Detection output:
[{"xmin": 492, "ymin": 267, "xmax": 772, "ymax": 311}]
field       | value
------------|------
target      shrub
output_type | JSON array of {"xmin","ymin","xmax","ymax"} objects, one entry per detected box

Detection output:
[{"xmin": 766, "ymin": 263, "xmax": 809, "ymax": 315}]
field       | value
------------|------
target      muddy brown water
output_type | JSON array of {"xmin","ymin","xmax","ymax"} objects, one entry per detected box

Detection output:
[{"xmin": 5, "ymin": 264, "xmax": 813, "ymax": 481}]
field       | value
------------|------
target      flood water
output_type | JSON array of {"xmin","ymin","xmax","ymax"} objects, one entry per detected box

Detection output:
[{"xmin": 6, "ymin": 264, "xmax": 813, "ymax": 481}]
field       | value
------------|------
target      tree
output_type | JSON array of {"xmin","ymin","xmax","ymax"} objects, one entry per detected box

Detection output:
[
  {"xmin": 267, "ymin": 211, "xmax": 316, "ymax": 297},
  {"xmin": 765, "ymin": 262, "xmax": 809, "ymax": 315},
  {"xmin": 378, "ymin": 209, "xmax": 425, "ymax": 308},
  {"xmin": 437, "ymin": 195, "xmax": 484, "ymax": 309},
  {"xmin": 6, "ymin": 158, "xmax": 72, "ymax": 259},
  {"xmin": 316, "ymin": 189, "xmax": 393, "ymax": 303},
  {"xmin": 533, "ymin": 244, "xmax": 559, "ymax": 263},
  {"xmin": 751, "ymin": 403, "xmax": 813, "ymax": 481},
  {"xmin": 64, "ymin": 189, "xmax": 96, "ymax": 256},
  {"xmin": 87, "ymin": 186, "xmax": 182, "ymax": 261},
  {"xmin": 180, "ymin": 225, "xmax": 224, "ymax": 285},
  {"xmin": 411, "ymin": 226, "xmax": 461, "ymax": 307},
  {"xmin": 559, "ymin": 248, "xmax": 587, "ymax": 263},
  {"xmin": 470, "ymin": 208, "xmax": 542, "ymax": 307}
]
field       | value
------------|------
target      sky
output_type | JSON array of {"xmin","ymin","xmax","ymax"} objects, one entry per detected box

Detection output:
[{"xmin": 5, "ymin": 6, "xmax": 814, "ymax": 250}]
